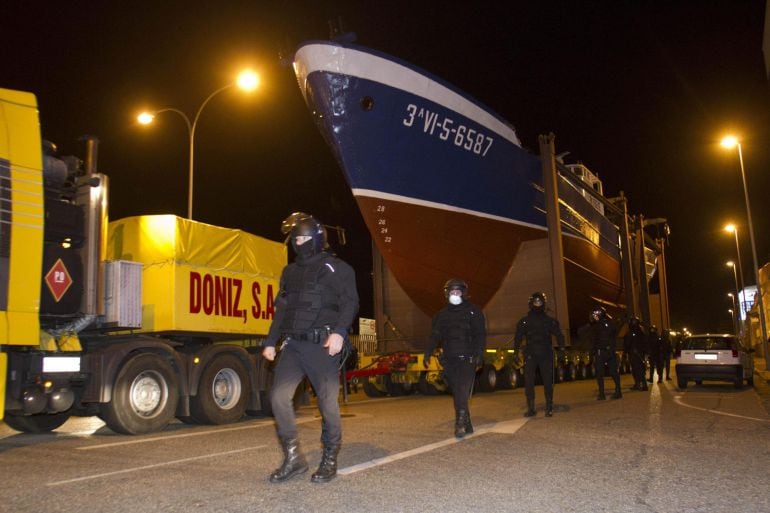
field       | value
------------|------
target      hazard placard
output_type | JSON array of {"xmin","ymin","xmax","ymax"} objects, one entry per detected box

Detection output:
[{"xmin": 45, "ymin": 258, "xmax": 73, "ymax": 302}]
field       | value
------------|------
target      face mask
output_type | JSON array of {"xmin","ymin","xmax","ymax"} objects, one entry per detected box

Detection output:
[
  {"xmin": 292, "ymin": 236, "xmax": 315, "ymax": 257},
  {"xmin": 448, "ymin": 294, "xmax": 462, "ymax": 305}
]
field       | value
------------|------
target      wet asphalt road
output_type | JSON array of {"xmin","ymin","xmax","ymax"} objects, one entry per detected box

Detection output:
[{"xmin": 2, "ymin": 369, "xmax": 770, "ymax": 513}]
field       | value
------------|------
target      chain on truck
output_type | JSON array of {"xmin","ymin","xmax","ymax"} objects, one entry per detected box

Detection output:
[{"xmin": 0, "ymin": 87, "xmax": 286, "ymax": 435}]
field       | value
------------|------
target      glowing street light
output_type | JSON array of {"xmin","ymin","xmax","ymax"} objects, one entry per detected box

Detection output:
[
  {"xmin": 720, "ymin": 135, "xmax": 768, "ymax": 365},
  {"xmin": 724, "ymin": 223, "xmax": 746, "ymax": 318},
  {"xmin": 137, "ymin": 69, "xmax": 260, "ymax": 220}
]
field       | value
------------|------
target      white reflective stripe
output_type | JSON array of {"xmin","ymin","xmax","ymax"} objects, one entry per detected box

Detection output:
[{"xmin": 43, "ymin": 356, "xmax": 81, "ymax": 372}]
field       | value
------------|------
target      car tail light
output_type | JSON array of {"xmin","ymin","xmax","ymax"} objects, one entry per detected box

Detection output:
[{"xmin": 732, "ymin": 349, "xmax": 738, "ymax": 357}]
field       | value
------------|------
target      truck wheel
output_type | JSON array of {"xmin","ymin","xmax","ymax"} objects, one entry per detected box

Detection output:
[
  {"xmin": 497, "ymin": 365, "xmax": 516, "ymax": 389},
  {"xmin": 190, "ymin": 354, "xmax": 250, "ymax": 425},
  {"xmin": 3, "ymin": 411, "xmax": 71, "ymax": 433},
  {"xmin": 100, "ymin": 353, "xmax": 179, "ymax": 435},
  {"xmin": 384, "ymin": 374, "xmax": 406, "ymax": 396},
  {"xmin": 476, "ymin": 364, "xmax": 497, "ymax": 392}
]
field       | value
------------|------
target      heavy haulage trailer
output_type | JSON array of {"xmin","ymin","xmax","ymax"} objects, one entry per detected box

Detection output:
[
  {"xmin": 0, "ymin": 88, "xmax": 286, "ymax": 434},
  {"xmin": 349, "ymin": 346, "xmax": 631, "ymax": 398}
]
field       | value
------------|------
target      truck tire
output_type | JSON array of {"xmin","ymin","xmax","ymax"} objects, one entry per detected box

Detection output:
[
  {"xmin": 190, "ymin": 354, "xmax": 250, "ymax": 425},
  {"xmin": 363, "ymin": 379, "xmax": 387, "ymax": 397},
  {"xmin": 100, "ymin": 352, "xmax": 179, "ymax": 435},
  {"xmin": 418, "ymin": 371, "xmax": 446, "ymax": 395},
  {"xmin": 3, "ymin": 411, "xmax": 70, "ymax": 433},
  {"xmin": 476, "ymin": 364, "xmax": 497, "ymax": 393},
  {"xmin": 496, "ymin": 365, "xmax": 516, "ymax": 389}
]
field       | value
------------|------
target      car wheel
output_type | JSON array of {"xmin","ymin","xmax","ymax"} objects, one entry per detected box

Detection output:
[
  {"xmin": 677, "ymin": 377, "xmax": 687, "ymax": 390},
  {"xmin": 694, "ymin": 379, "xmax": 702, "ymax": 386}
]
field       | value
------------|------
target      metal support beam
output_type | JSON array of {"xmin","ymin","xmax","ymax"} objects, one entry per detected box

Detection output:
[{"xmin": 539, "ymin": 134, "xmax": 570, "ymax": 343}]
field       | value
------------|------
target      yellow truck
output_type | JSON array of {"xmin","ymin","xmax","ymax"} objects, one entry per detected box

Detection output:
[{"xmin": 0, "ymin": 87, "xmax": 286, "ymax": 434}]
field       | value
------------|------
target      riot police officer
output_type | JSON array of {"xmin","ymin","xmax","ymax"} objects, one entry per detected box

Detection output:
[
  {"xmin": 648, "ymin": 325, "xmax": 664, "ymax": 384},
  {"xmin": 579, "ymin": 306, "xmax": 622, "ymax": 400},
  {"xmin": 623, "ymin": 317, "xmax": 648, "ymax": 391},
  {"xmin": 661, "ymin": 329, "xmax": 673, "ymax": 381},
  {"xmin": 513, "ymin": 292, "xmax": 566, "ymax": 417},
  {"xmin": 423, "ymin": 279, "xmax": 486, "ymax": 438},
  {"xmin": 262, "ymin": 212, "xmax": 359, "ymax": 484}
]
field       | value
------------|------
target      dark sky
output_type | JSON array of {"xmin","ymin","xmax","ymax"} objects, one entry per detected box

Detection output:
[{"xmin": 3, "ymin": 1, "xmax": 770, "ymax": 333}]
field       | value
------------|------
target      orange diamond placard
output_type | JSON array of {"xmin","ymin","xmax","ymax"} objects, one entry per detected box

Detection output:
[{"xmin": 45, "ymin": 258, "xmax": 73, "ymax": 302}]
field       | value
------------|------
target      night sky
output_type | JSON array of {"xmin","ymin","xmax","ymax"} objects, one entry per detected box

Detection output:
[{"xmin": 3, "ymin": 1, "xmax": 770, "ymax": 333}]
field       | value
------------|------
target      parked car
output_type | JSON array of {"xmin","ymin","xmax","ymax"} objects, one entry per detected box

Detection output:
[{"xmin": 675, "ymin": 333, "xmax": 754, "ymax": 389}]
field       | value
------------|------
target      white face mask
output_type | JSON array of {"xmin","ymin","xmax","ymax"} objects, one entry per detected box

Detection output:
[{"xmin": 448, "ymin": 294, "xmax": 463, "ymax": 305}]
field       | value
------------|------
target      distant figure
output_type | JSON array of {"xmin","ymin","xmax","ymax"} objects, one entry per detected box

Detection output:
[
  {"xmin": 623, "ymin": 317, "xmax": 648, "ymax": 391},
  {"xmin": 660, "ymin": 329, "xmax": 673, "ymax": 381},
  {"xmin": 648, "ymin": 325, "xmax": 664, "ymax": 384},
  {"xmin": 424, "ymin": 278, "xmax": 486, "ymax": 438},
  {"xmin": 262, "ymin": 212, "xmax": 359, "ymax": 484},
  {"xmin": 579, "ymin": 306, "xmax": 622, "ymax": 400},
  {"xmin": 513, "ymin": 292, "xmax": 566, "ymax": 417}
]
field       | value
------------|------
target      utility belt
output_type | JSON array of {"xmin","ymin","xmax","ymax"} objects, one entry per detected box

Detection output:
[
  {"xmin": 283, "ymin": 326, "xmax": 332, "ymax": 344},
  {"xmin": 443, "ymin": 354, "xmax": 481, "ymax": 365},
  {"xmin": 595, "ymin": 346, "xmax": 614, "ymax": 353}
]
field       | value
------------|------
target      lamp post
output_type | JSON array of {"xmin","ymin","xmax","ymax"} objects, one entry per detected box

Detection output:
[
  {"xmin": 726, "ymin": 261, "xmax": 741, "ymax": 329},
  {"xmin": 138, "ymin": 69, "xmax": 259, "ymax": 219},
  {"xmin": 724, "ymin": 224, "xmax": 747, "ymax": 319},
  {"xmin": 721, "ymin": 136, "xmax": 769, "ymax": 366}
]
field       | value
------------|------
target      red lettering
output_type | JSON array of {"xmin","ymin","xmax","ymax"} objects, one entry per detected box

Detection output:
[
  {"xmin": 233, "ymin": 279, "xmax": 243, "ymax": 319},
  {"xmin": 214, "ymin": 276, "xmax": 227, "ymax": 315},
  {"xmin": 251, "ymin": 281, "xmax": 261, "ymax": 319},
  {"xmin": 203, "ymin": 274, "xmax": 214, "ymax": 315},
  {"xmin": 190, "ymin": 272, "xmax": 201, "ymax": 313},
  {"xmin": 265, "ymin": 284, "xmax": 275, "ymax": 319}
]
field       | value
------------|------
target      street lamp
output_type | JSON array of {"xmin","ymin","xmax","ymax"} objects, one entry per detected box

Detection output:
[
  {"xmin": 724, "ymin": 223, "xmax": 746, "ymax": 318},
  {"xmin": 138, "ymin": 69, "xmax": 260, "ymax": 219},
  {"xmin": 726, "ymin": 261, "xmax": 741, "ymax": 322},
  {"xmin": 721, "ymin": 135, "xmax": 769, "ymax": 365}
]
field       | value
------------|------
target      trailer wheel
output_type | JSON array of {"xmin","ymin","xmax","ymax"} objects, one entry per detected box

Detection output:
[
  {"xmin": 3, "ymin": 411, "xmax": 71, "ymax": 433},
  {"xmin": 497, "ymin": 365, "xmax": 516, "ymax": 389},
  {"xmin": 363, "ymin": 379, "xmax": 387, "ymax": 397},
  {"xmin": 190, "ymin": 354, "xmax": 250, "ymax": 425},
  {"xmin": 100, "ymin": 353, "xmax": 179, "ymax": 435},
  {"xmin": 418, "ymin": 372, "xmax": 446, "ymax": 395},
  {"xmin": 476, "ymin": 364, "xmax": 497, "ymax": 393}
]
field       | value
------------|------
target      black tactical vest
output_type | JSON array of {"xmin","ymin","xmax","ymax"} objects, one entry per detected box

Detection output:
[{"xmin": 279, "ymin": 254, "xmax": 340, "ymax": 333}]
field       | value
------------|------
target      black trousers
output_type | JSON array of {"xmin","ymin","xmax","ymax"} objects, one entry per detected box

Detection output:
[
  {"xmin": 524, "ymin": 351, "xmax": 554, "ymax": 405},
  {"xmin": 442, "ymin": 357, "xmax": 476, "ymax": 413},
  {"xmin": 630, "ymin": 350, "xmax": 647, "ymax": 388},
  {"xmin": 270, "ymin": 338, "xmax": 342, "ymax": 445},
  {"xmin": 648, "ymin": 355, "xmax": 663, "ymax": 382},
  {"xmin": 594, "ymin": 349, "xmax": 621, "ymax": 394}
]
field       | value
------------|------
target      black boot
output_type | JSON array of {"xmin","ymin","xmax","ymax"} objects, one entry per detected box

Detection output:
[
  {"xmin": 464, "ymin": 411, "xmax": 474, "ymax": 434},
  {"xmin": 545, "ymin": 401, "xmax": 553, "ymax": 417},
  {"xmin": 311, "ymin": 444, "xmax": 341, "ymax": 483},
  {"xmin": 597, "ymin": 391, "xmax": 606, "ymax": 400},
  {"xmin": 269, "ymin": 438, "xmax": 308, "ymax": 483},
  {"xmin": 455, "ymin": 410, "xmax": 467, "ymax": 438},
  {"xmin": 612, "ymin": 388, "xmax": 623, "ymax": 399},
  {"xmin": 524, "ymin": 399, "xmax": 536, "ymax": 417}
]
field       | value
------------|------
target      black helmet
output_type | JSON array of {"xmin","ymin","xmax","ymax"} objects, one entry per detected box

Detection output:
[
  {"xmin": 443, "ymin": 278, "xmax": 468, "ymax": 298},
  {"xmin": 281, "ymin": 212, "xmax": 328, "ymax": 257},
  {"xmin": 590, "ymin": 306, "xmax": 606, "ymax": 323},
  {"xmin": 528, "ymin": 291, "xmax": 546, "ymax": 311}
]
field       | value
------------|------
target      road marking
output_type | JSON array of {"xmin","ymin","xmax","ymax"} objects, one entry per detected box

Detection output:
[
  {"xmin": 47, "ymin": 445, "xmax": 268, "ymax": 486},
  {"xmin": 76, "ymin": 416, "xmax": 315, "ymax": 451},
  {"xmin": 338, "ymin": 418, "xmax": 528, "ymax": 476},
  {"xmin": 665, "ymin": 382, "xmax": 770, "ymax": 422}
]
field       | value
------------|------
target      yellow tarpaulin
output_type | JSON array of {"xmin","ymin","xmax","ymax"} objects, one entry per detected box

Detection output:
[{"xmin": 107, "ymin": 215, "xmax": 286, "ymax": 338}]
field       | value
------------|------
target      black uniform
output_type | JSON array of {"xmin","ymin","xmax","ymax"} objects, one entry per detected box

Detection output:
[
  {"xmin": 265, "ymin": 250, "xmax": 358, "ymax": 446},
  {"xmin": 513, "ymin": 309, "xmax": 565, "ymax": 416},
  {"xmin": 579, "ymin": 314, "xmax": 622, "ymax": 400},
  {"xmin": 424, "ymin": 299, "xmax": 486, "ymax": 435},
  {"xmin": 623, "ymin": 321, "xmax": 648, "ymax": 390},
  {"xmin": 648, "ymin": 327, "xmax": 664, "ymax": 383},
  {"xmin": 661, "ymin": 330, "xmax": 673, "ymax": 380}
]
